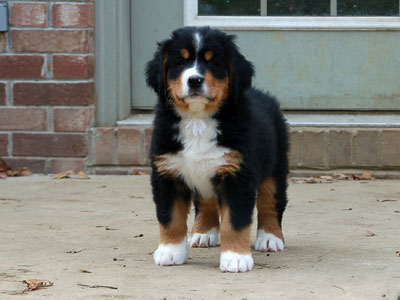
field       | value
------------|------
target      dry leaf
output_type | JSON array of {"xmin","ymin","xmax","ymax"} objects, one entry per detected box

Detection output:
[
  {"xmin": 365, "ymin": 231, "xmax": 376, "ymax": 237},
  {"xmin": 77, "ymin": 171, "xmax": 90, "ymax": 179},
  {"xmin": 131, "ymin": 170, "xmax": 148, "ymax": 175},
  {"xmin": 53, "ymin": 170, "xmax": 75, "ymax": 179},
  {"xmin": 317, "ymin": 175, "xmax": 333, "ymax": 180},
  {"xmin": 352, "ymin": 171, "xmax": 375, "ymax": 181},
  {"xmin": 333, "ymin": 173, "xmax": 350, "ymax": 180},
  {"xmin": 23, "ymin": 279, "xmax": 53, "ymax": 291},
  {"xmin": 6, "ymin": 167, "xmax": 32, "ymax": 177},
  {"xmin": 305, "ymin": 177, "xmax": 321, "ymax": 184}
]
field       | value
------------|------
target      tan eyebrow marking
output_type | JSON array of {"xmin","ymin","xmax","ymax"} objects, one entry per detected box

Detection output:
[
  {"xmin": 204, "ymin": 50, "xmax": 214, "ymax": 61},
  {"xmin": 180, "ymin": 48, "xmax": 190, "ymax": 59}
]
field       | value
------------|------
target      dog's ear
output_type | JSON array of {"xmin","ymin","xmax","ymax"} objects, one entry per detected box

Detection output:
[
  {"xmin": 227, "ymin": 35, "xmax": 254, "ymax": 101},
  {"xmin": 145, "ymin": 41, "xmax": 168, "ymax": 97}
]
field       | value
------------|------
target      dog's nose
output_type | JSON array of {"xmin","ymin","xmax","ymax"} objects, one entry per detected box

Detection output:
[{"xmin": 188, "ymin": 76, "xmax": 204, "ymax": 89}]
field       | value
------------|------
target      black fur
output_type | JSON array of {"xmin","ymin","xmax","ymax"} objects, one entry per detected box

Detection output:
[{"xmin": 146, "ymin": 26, "xmax": 289, "ymax": 232}]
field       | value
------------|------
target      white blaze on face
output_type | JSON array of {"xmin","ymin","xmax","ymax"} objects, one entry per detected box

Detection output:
[
  {"xmin": 180, "ymin": 32, "xmax": 208, "ymax": 103},
  {"xmin": 181, "ymin": 63, "xmax": 201, "ymax": 98}
]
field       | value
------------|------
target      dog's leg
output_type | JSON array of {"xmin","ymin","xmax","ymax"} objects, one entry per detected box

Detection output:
[
  {"xmin": 255, "ymin": 177, "xmax": 285, "ymax": 252},
  {"xmin": 219, "ymin": 204, "xmax": 253, "ymax": 272},
  {"xmin": 153, "ymin": 178, "xmax": 191, "ymax": 266},
  {"xmin": 218, "ymin": 178, "xmax": 256, "ymax": 273},
  {"xmin": 189, "ymin": 199, "xmax": 220, "ymax": 248}
]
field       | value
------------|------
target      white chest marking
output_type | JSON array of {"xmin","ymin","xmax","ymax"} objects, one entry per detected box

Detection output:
[{"xmin": 163, "ymin": 117, "xmax": 230, "ymax": 199}]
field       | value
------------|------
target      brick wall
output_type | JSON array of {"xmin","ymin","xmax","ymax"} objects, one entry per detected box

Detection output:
[{"xmin": 0, "ymin": 0, "xmax": 94, "ymax": 173}]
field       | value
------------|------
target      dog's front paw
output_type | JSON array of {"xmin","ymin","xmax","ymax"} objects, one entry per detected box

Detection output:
[
  {"xmin": 220, "ymin": 251, "xmax": 254, "ymax": 273},
  {"xmin": 154, "ymin": 239, "xmax": 188, "ymax": 266},
  {"xmin": 254, "ymin": 230, "xmax": 284, "ymax": 252},
  {"xmin": 189, "ymin": 228, "xmax": 219, "ymax": 248}
]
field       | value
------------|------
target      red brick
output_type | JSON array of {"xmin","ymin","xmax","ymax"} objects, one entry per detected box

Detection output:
[
  {"xmin": 53, "ymin": 4, "xmax": 94, "ymax": 28},
  {"xmin": 289, "ymin": 129, "xmax": 302, "ymax": 168},
  {"xmin": 381, "ymin": 130, "xmax": 400, "ymax": 167},
  {"xmin": 0, "ymin": 83, "xmax": 5, "ymax": 105},
  {"xmin": 14, "ymin": 82, "xmax": 94, "ymax": 106},
  {"xmin": 0, "ymin": 34, "xmax": 6, "ymax": 52},
  {"xmin": 145, "ymin": 128, "xmax": 153, "ymax": 165},
  {"xmin": 4, "ymin": 158, "xmax": 46, "ymax": 173},
  {"xmin": 301, "ymin": 130, "xmax": 327, "ymax": 168},
  {"xmin": 118, "ymin": 127, "xmax": 143, "ymax": 165},
  {"xmin": 91, "ymin": 128, "xmax": 116, "ymax": 165},
  {"xmin": 10, "ymin": 3, "xmax": 47, "ymax": 27},
  {"xmin": 0, "ymin": 56, "xmax": 45, "ymax": 79},
  {"xmin": 327, "ymin": 130, "xmax": 352, "ymax": 168},
  {"xmin": 94, "ymin": 168, "xmax": 129, "ymax": 175},
  {"xmin": 53, "ymin": 55, "xmax": 94, "ymax": 79},
  {"xmin": 13, "ymin": 133, "xmax": 88, "ymax": 157},
  {"xmin": 12, "ymin": 30, "xmax": 93, "ymax": 53},
  {"xmin": 50, "ymin": 159, "xmax": 86, "ymax": 173},
  {"xmin": 0, "ymin": 134, "xmax": 8, "ymax": 156},
  {"xmin": 0, "ymin": 108, "xmax": 47, "ymax": 131},
  {"xmin": 353, "ymin": 130, "xmax": 379, "ymax": 167},
  {"xmin": 54, "ymin": 107, "xmax": 94, "ymax": 132}
]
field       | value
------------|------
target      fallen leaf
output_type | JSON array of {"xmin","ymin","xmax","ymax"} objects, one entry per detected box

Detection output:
[
  {"xmin": 352, "ymin": 171, "xmax": 375, "ymax": 181},
  {"xmin": 53, "ymin": 170, "xmax": 90, "ymax": 179},
  {"xmin": 365, "ymin": 231, "xmax": 376, "ymax": 237},
  {"xmin": 317, "ymin": 175, "xmax": 333, "ymax": 180},
  {"xmin": 53, "ymin": 170, "xmax": 75, "ymax": 179},
  {"xmin": 305, "ymin": 177, "xmax": 321, "ymax": 184},
  {"xmin": 6, "ymin": 167, "xmax": 32, "ymax": 177},
  {"xmin": 333, "ymin": 173, "xmax": 350, "ymax": 180},
  {"xmin": 77, "ymin": 171, "xmax": 90, "ymax": 179},
  {"xmin": 131, "ymin": 170, "xmax": 147, "ymax": 176},
  {"xmin": 23, "ymin": 279, "xmax": 53, "ymax": 291}
]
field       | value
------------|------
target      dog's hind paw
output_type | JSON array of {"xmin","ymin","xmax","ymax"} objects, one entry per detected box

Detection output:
[
  {"xmin": 254, "ymin": 230, "xmax": 284, "ymax": 252},
  {"xmin": 188, "ymin": 228, "xmax": 219, "ymax": 248}
]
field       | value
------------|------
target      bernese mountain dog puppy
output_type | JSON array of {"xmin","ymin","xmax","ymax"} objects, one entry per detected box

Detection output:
[{"xmin": 145, "ymin": 26, "xmax": 289, "ymax": 273}]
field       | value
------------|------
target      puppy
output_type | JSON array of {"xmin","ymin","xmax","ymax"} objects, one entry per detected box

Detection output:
[{"xmin": 145, "ymin": 26, "xmax": 289, "ymax": 273}]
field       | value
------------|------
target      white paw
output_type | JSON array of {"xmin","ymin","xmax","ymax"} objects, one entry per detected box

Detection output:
[
  {"xmin": 154, "ymin": 238, "xmax": 188, "ymax": 266},
  {"xmin": 188, "ymin": 227, "xmax": 219, "ymax": 248},
  {"xmin": 220, "ymin": 251, "xmax": 254, "ymax": 273},
  {"xmin": 254, "ymin": 230, "xmax": 284, "ymax": 252}
]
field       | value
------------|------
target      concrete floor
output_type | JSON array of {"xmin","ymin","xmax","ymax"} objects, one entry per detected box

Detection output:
[{"xmin": 0, "ymin": 175, "xmax": 399, "ymax": 300}]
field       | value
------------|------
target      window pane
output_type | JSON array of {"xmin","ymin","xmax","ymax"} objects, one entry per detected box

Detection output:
[
  {"xmin": 268, "ymin": 0, "xmax": 330, "ymax": 16},
  {"xmin": 198, "ymin": 0, "xmax": 260, "ymax": 16},
  {"xmin": 338, "ymin": 0, "xmax": 399, "ymax": 16}
]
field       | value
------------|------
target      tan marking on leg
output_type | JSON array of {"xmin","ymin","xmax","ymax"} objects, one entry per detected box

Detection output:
[
  {"xmin": 256, "ymin": 177, "xmax": 284, "ymax": 241},
  {"xmin": 154, "ymin": 155, "xmax": 179, "ymax": 177},
  {"xmin": 159, "ymin": 198, "xmax": 190, "ymax": 244},
  {"xmin": 192, "ymin": 199, "xmax": 220, "ymax": 234},
  {"xmin": 216, "ymin": 150, "xmax": 243, "ymax": 178},
  {"xmin": 220, "ymin": 205, "xmax": 251, "ymax": 254}
]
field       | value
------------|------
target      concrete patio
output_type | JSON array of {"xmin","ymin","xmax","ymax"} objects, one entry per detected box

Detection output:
[{"xmin": 0, "ymin": 175, "xmax": 399, "ymax": 300}]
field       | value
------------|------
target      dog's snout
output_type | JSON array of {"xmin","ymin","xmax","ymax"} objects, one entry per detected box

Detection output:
[{"xmin": 188, "ymin": 76, "xmax": 204, "ymax": 89}]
